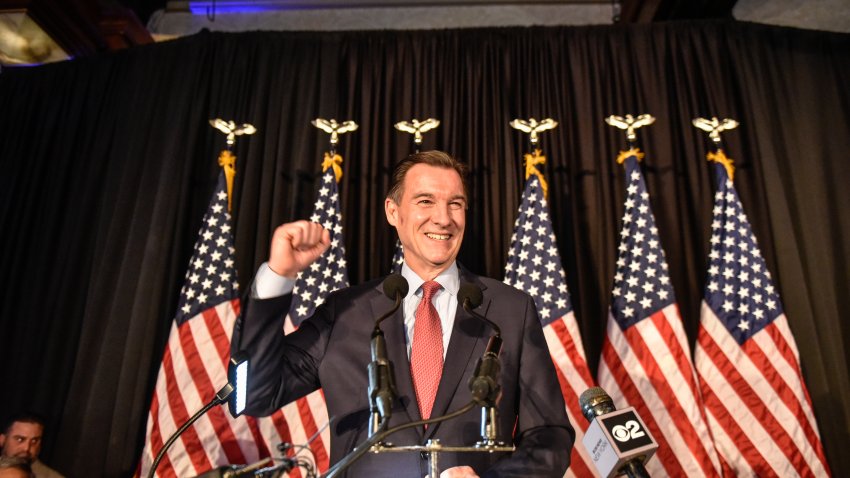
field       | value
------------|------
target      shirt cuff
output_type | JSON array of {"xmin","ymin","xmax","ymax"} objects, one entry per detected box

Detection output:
[{"xmin": 251, "ymin": 262, "xmax": 296, "ymax": 299}]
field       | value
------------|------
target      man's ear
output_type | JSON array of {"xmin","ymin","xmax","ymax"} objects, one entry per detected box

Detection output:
[
  {"xmin": 0, "ymin": 433, "xmax": 6, "ymax": 447},
  {"xmin": 385, "ymin": 198, "xmax": 398, "ymax": 226}
]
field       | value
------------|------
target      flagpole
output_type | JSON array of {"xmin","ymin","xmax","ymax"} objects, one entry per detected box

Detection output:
[
  {"xmin": 692, "ymin": 116, "xmax": 739, "ymax": 181},
  {"xmin": 509, "ymin": 117, "xmax": 557, "ymax": 200},
  {"xmin": 691, "ymin": 115, "xmax": 831, "ymax": 477},
  {"xmin": 209, "ymin": 118, "xmax": 256, "ymax": 212},
  {"xmin": 141, "ymin": 119, "xmax": 257, "ymax": 478},
  {"xmin": 505, "ymin": 117, "xmax": 602, "ymax": 476},
  {"xmin": 394, "ymin": 118, "xmax": 440, "ymax": 154},
  {"xmin": 509, "ymin": 117, "xmax": 558, "ymax": 159},
  {"xmin": 600, "ymin": 111, "xmax": 726, "ymax": 477}
]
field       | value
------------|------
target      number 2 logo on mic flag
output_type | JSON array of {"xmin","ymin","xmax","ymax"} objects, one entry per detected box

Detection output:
[{"xmin": 600, "ymin": 410, "xmax": 654, "ymax": 453}]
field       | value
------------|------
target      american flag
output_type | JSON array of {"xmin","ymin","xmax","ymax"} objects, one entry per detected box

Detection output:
[
  {"xmin": 597, "ymin": 152, "xmax": 722, "ymax": 477},
  {"xmin": 502, "ymin": 175, "xmax": 597, "ymax": 477},
  {"xmin": 390, "ymin": 240, "xmax": 404, "ymax": 273},
  {"xmin": 140, "ymin": 172, "xmax": 272, "ymax": 477},
  {"xmin": 694, "ymin": 159, "xmax": 830, "ymax": 477},
  {"xmin": 274, "ymin": 166, "xmax": 349, "ymax": 476}
]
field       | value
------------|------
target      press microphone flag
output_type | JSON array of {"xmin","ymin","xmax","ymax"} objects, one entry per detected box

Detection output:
[{"xmin": 580, "ymin": 387, "xmax": 658, "ymax": 478}]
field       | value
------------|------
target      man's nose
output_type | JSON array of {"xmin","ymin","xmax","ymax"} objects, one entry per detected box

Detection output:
[{"xmin": 431, "ymin": 203, "xmax": 451, "ymax": 226}]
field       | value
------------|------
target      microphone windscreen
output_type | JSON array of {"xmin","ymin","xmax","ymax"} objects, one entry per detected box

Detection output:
[
  {"xmin": 458, "ymin": 283, "xmax": 484, "ymax": 309},
  {"xmin": 579, "ymin": 386, "xmax": 617, "ymax": 422},
  {"xmin": 383, "ymin": 274, "xmax": 409, "ymax": 300}
]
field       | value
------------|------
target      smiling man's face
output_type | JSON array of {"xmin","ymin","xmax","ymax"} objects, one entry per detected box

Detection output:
[{"xmin": 385, "ymin": 163, "xmax": 467, "ymax": 280}]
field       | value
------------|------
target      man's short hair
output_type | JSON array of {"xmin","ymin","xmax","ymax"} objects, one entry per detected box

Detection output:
[
  {"xmin": 0, "ymin": 455, "xmax": 34, "ymax": 475},
  {"xmin": 386, "ymin": 150, "xmax": 469, "ymax": 204},
  {"xmin": 1, "ymin": 412, "xmax": 45, "ymax": 435}
]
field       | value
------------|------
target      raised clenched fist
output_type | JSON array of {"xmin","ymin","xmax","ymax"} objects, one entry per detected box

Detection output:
[{"xmin": 267, "ymin": 220, "xmax": 331, "ymax": 278}]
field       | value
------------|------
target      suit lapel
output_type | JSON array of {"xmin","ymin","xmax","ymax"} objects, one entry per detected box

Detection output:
[{"xmin": 425, "ymin": 271, "xmax": 490, "ymax": 440}]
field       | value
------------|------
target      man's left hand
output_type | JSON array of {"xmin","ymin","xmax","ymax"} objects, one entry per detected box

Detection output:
[{"xmin": 425, "ymin": 466, "xmax": 479, "ymax": 478}]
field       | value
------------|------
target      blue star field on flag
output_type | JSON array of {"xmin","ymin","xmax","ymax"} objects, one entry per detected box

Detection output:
[
  {"xmin": 703, "ymin": 162, "xmax": 783, "ymax": 344},
  {"xmin": 390, "ymin": 240, "xmax": 404, "ymax": 274},
  {"xmin": 610, "ymin": 156, "xmax": 676, "ymax": 328},
  {"xmin": 175, "ymin": 172, "xmax": 239, "ymax": 325},
  {"xmin": 289, "ymin": 168, "xmax": 349, "ymax": 324},
  {"xmin": 503, "ymin": 176, "xmax": 572, "ymax": 325}
]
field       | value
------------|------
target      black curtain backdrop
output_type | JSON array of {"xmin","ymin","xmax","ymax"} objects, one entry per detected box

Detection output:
[{"xmin": 1, "ymin": 20, "xmax": 848, "ymax": 477}]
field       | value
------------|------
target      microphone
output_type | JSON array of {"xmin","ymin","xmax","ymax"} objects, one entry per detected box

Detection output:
[
  {"xmin": 458, "ymin": 283, "xmax": 502, "ymax": 406},
  {"xmin": 458, "ymin": 282, "xmax": 504, "ymax": 446},
  {"xmin": 377, "ymin": 273, "xmax": 408, "ymax": 327},
  {"xmin": 579, "ymin": 387, "xmax": 658, "ymax": 478},
  {"xmin": 457, "ymin": 283, "xmax": 500, "ymax": 336},
  {"xmin": 580, "ymin": 385, "xmax": 617, "ymax": 420},
  {"xmin": 368, "ymin": 274, "xmax": 407, "ymax": 430}
]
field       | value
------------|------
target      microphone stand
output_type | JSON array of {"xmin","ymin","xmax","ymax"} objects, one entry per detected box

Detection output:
[
  {"xmin": 621, "ymin": 460, "xmax": 652, "ymax": 478},
  {"xmin": 470, "ymin": 335, "xmax": 503, "ymax": 447},
  {"xmin": 368, "ymin": 286, "xmax": 403, "ymax": 435},
  {"xmin": 324, "ymin": 293, "xmax": 514, "ymax": 478},
  {"xmin": 322, "ymin": 400, "xmax": 515, "ymax": 478},
  {"xmin": 460, "ymin": 296, "xmax": 504, "ymax": 447}
]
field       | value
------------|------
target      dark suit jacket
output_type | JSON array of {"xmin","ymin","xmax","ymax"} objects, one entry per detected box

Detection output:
[{"xmin": 232, "ymin": 268, "xmax": 574, "ymax": 477}]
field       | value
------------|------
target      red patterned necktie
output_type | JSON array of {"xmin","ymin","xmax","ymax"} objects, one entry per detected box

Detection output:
[{"xmin": 410, "ymin": 280, "xmax": 444, "ymax": 421}]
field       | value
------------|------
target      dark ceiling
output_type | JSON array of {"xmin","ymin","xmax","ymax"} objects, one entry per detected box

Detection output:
[{"xmin": 115, "ymin": 0, "xmax": 165, "ymax": 24}]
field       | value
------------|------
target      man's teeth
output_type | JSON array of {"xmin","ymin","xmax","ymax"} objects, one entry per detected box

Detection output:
[{"xmin": 426, "ymin": 233, "xmax": 450, "ymax": 240}]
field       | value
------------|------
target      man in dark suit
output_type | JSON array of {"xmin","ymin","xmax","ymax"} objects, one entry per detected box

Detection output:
[{"xmin": 233, "ymin": 151, "xmax": 574, "ymax": 477}]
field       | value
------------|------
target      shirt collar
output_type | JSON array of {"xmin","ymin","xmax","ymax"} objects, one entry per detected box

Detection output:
[{"xmin": 400, "ymin": 261, "xmax": 460, "ymax": 298}]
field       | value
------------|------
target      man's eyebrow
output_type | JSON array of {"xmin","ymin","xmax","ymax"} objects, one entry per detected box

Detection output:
[{"xmin": 409, "ymin": 192, "xmax": 467, "ymax": 202}]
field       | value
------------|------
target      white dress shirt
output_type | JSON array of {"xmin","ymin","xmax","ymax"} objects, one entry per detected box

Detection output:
[
  {"xmin": 251, "ymin": 260, "xmax": 460, "ymax": 358},
  {"xmin": 399, "ymin": 261, "xmax": 459, "ymax": 359}
]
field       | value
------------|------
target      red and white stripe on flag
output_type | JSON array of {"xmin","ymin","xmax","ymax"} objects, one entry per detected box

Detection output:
[
  {"xmin": 141, "ymin": 300, "xmax": 276, "ymax": 477},
  {"xmin": 271, "ymin": 167, "xmax": 349, "ymax": 476},
  {"xmin": 598, "ymin": 154, "xmax": 722, "ymax": 477},
  {"xmin": 273, "ymin": 316, "xmax": 332, "ymax": 477},
  {"xmin": 503, "ymin": 175, "xmax": 597, "ymax": 477},
  {"xmin": 697, "ymin": 308, "xmax": 829, "ymax": 477},
  {"xmin": 599, "ymin": 305, "xmax": 722, "ymax": 477},
  {"xmin": 543, "ymin": 311, "xmax": 598, "ymax": 477},
  {"xmin": 694, "ymin": 161, "xmax": 830, "ymax": 477},
  {"xmin": 141, "ymin": 173, "xmax": 288, "ymax": 477}
]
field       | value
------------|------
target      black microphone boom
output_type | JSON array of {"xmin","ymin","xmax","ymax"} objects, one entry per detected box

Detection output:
[
  {"xmin": 468, "ymin": 336, "xmax": 502, "ymax": 404},
  {"xmin": 368, "ymin": 274, "xmax": 408, "ymax": 429},
  {"xmin": 457, "ymin": 282, "xmax": 483, "ymax": 308},
  {"xmin": 458, "ymin": 283, "xmax": 500, "ymax": 337},
  {"xmin": 369, "ymin": 330, "xmax": 395, "ymax": 421},
  {"xmin": 458, "ymin": 283, "xmax": 503, "ymax": 406},
  {"xmin": 377, "ymin": 273, "xmax": 408, "ymax": 327}
]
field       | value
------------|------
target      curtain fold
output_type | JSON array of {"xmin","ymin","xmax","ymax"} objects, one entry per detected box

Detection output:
[{"xmin": 1, "ymin": 21, "xmax": 848, "ymax": 477}]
